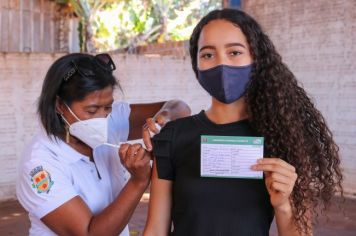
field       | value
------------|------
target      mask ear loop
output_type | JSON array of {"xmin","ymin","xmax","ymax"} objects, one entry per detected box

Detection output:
[
  {"xmin": 61, "ymin": 103, "xmax": 83, "ymax": 144},
  {"xmin": 64, "ymin": 103, "xmax": 81, "ymax": 121}
]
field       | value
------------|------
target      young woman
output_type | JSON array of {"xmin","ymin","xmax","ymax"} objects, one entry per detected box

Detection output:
[
  {"xmin": 16, "ymin": 53, "xmax": 190, "ymax": 236},
  {"xmin": 143, "ymin": 9, "xmax": 343, "ymax": 236}
]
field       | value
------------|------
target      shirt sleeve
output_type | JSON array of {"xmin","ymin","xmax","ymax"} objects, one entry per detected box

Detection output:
[
  {"xmin": 108, "ymin": 101, "xmax": 131, "ymax": 143},
  {"xmin": 106, "ymin": 101, "xmax": 131, "ymax": 194},
  {"xmin": 16, "ymin": 157, "xmax": 78, "ymax": 219},
  {"xmin": 152, "ymin": 121, "xmax": 175, "ymax": 180}
]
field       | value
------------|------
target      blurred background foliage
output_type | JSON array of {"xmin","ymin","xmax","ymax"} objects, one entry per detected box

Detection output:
[{"xmin": 54, "ymin": 0, "xmax": 222, "ymax": 52}]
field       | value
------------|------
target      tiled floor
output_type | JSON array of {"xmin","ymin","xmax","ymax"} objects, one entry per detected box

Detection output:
[{"xmin": 1, "ymin": 195, "xmax": 355, "ymax": 236}]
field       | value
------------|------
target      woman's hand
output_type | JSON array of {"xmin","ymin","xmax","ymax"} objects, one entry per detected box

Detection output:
[
  {"xmin": 119, "ymin": 143, "xmax": 152, "ymax": 187},
  {"xmin": 42, "ymin": 143, "xmax": 153, "ymax": 236},
  {"xmin": 142, "ymin": 110, "xmax": 171, "ymax": 151},
  {"xmin": 252, "ymin": 158, "xmax": 298, "ymax": 211}
]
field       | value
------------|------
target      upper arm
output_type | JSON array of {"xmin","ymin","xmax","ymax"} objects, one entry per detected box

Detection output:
[
  {"xmin": 109, "ymin": 101, "xmax": 131, "ymax": 142},
  {"xmin": 144, "ymin": 160, "xmax": 173, "ymax": 236},
  {"xmin": 129, "ymin": 102, "xmax": 165, "ymax": 140},
  {"xmin": 16, "ymin": 159, "xmax": 92, "ymax": 235},
  {"xmin": 41, "ymin": 196, "xmax": 93, "ymax": 235}
]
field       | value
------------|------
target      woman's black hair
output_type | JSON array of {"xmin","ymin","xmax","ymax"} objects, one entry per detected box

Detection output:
[
  {"xmin": 38, "ymin": 53, "xmax": 118, "ymax": 138},
  {"xmin": 189, "ymin": 9, "xmax": 343, "ymax": 234}
]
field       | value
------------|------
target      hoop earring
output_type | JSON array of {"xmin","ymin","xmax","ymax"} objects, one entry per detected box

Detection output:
[
  {"xmin": 59, "ymin": 112, "xmax": 70, "ymax": 144},
  {"xmin": 65, "ymin": 127, "xmax": 70, "ymax": 144}
]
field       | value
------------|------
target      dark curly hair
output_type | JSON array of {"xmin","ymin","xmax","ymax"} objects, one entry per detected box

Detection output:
[{"xmin": 189, "ymin": 8, "xmax": 343, "ymax": 234}]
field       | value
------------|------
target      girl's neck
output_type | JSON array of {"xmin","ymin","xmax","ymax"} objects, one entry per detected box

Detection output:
[{"xmin": 205, "ymin": 97, "xmax": 249, "ymax": 124}]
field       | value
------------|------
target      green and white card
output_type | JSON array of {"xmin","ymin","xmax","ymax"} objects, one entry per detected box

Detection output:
[{"xmin": 200, "ymin": 135, "xmax": 264, "ymax": 179}]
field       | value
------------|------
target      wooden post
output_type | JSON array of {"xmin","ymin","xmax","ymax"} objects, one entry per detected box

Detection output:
[
  {"xmin": 223, "ymin": 0, "xmax": 242, "ymax": 9},
  {"xmin": 222, "ymin": 0, "xmax": 229, "ymax": 8}
]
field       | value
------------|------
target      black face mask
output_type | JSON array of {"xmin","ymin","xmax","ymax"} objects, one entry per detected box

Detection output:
[{"xmin": 198, "ymin": 64, "xmax": 253, "ymax": 104}]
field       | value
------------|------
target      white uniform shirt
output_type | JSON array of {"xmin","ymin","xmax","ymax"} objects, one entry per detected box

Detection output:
[{"xmin": 16, "ymin": 101, "xmax": 131, "ymax": 236}]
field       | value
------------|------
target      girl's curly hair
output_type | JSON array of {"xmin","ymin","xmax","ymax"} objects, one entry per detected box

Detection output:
[{"xmin": 189, "ymin": 8, "xmax": 343, "ymax": 234}]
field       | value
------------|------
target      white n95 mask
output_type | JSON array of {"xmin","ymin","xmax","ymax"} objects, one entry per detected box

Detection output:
[{"xmin": 61, "ymin": 104, "xmax": 109, "ymax": 149}]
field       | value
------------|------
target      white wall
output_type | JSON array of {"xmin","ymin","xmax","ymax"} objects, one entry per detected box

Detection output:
[
  {"xmin": 0, "ymin": 0, "xmax": 355, "ymax": 200},
  {"xmin": 0, "ymin": 52, "xmax": 209, "ymax": 200},
  {"xmin": 243, "ymin": 0, "xmax": 356, "ymax": 196}
]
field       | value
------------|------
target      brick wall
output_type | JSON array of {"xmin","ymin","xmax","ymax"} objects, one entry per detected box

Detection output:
[
  {"xmin": 133, "ymin": 41, "xmax": 189, "ymax": 57},
  {"xmin": 243, "ymin": 0, "xmax": 356, "ymax": 195},
  {"xmin": 0, "ymin": 0, "xmax": 355, "ymax": 201},
  {"xmin": 111, "ymin": 54, "xmax": 209, "ymax": 112},
  {"xmin": 0, "ymin": 52, "xmax": 209, "ymax": 200},
  {"xmin": 0, "ymin": 53, "xmax": 54, "ymax": 200}
]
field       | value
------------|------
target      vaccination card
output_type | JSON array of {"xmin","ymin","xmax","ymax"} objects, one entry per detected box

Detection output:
[{"xmin": 200, "ymin": 135, "xmax": 264, "ymax": 179}]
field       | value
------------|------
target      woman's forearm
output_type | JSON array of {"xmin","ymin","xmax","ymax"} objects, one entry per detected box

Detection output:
[
  {"xmin": 274, "ymin": 202, "xmax": 302, "ymax": 236},
  {"xmin": 88, "ymin": 178, "xmax": 149, "ymax": 235}
]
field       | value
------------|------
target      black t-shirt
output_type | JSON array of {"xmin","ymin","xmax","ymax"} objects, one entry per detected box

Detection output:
[{"xmin": 153, "ymin": 111, "xmax": 274, "ymax": 236}]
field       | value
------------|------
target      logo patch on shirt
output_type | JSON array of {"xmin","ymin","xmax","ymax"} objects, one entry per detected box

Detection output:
[{"xmin": 30, "ymin": 166, "xmax": 54, "ymax": 194}]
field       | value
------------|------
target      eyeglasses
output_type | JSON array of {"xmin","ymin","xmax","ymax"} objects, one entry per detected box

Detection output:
[{"xmin": 62, "ymin": 53, "xmax": 116, "ymax": 82}]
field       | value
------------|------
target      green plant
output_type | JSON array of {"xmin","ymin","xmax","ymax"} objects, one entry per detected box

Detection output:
[{"xmin": 54, "ymin": 0, "xmax": 222, "ymax": 52}]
